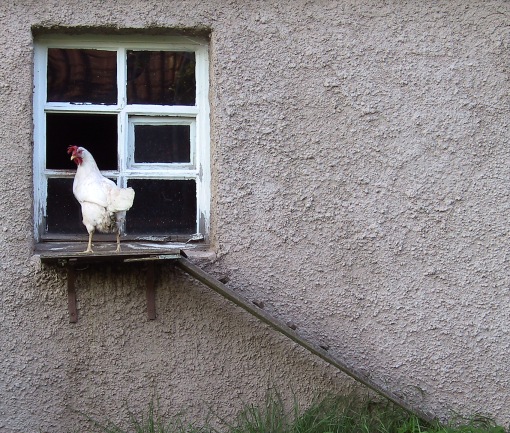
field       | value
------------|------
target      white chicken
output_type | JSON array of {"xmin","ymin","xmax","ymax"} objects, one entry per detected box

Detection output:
[{"xmin": 67, "ymin": 146, "xmax": 135, "ymax": 253}]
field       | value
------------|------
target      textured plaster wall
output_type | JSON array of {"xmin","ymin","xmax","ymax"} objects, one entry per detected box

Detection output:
[{"xmin": 1, "ymin": 1, "xmax": 509, "ymax": 432}]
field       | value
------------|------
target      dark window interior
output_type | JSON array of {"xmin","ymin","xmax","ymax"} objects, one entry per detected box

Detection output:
[
  {"xmin": 134, "ymin": 124, "xmax": 191, "ymax": 163},
  {"xmin": 46, "ymin": 178, "xmax": 83, "ymax": 234},
  {"xmin": 46, "ymin": 113, "xmax": 118, "ymax": 170},
  {"xmin": 127, "ymin": 51, "xmax": 195, "ymax": 105},
  {"xmin": 47, "ymin": 48, "xmax": 117, "ymax": 104},
  {"xmin": 126, "ymin": 179, "xmax": 196, "ymax": 235},
  {"xmin": 47, "ymin": 178, "xmax": 197, "ymax": 236}
]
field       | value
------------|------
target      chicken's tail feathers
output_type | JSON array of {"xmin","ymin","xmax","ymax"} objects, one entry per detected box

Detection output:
[{"xmin": 109, "ymin": 187, "xmax": 135, "ymax": 212}]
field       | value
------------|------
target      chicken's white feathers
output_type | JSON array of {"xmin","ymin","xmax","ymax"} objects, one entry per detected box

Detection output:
[{"xmin": 108, "ymin": 186, "xmax": 136, "ymax": 213}]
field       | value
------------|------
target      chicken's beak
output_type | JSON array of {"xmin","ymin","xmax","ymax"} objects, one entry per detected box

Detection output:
[{"xmin": 70, "ymin": 155, "xmax": 76, "ymax": 161}]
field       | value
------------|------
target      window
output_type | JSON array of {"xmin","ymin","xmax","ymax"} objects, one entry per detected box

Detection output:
[{"xmin": 33, "ymin": 35, "xmax": 210, "ymax": 244}]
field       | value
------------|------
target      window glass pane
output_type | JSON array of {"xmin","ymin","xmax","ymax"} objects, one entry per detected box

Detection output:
[
  {"xmin": 47, "ymin": 48, "xmax": 117, "ymax": 104},
  {"xmin": 126, "ymin": 179, "xmax": 196, "ymax": 234},
  {"xmin": 127, "ymin": 51, "xmax": 195, "ymax": 105},
  {"xmin": 46, "ymin": 113, "xmax": 118, "ymax": 170},
  {"xmin": 46, "ymin": 178, "xmax": 83, "ymax": 234},
  {"xmin": 134, "ymin": 124, "xmax": 190, "ymax": 163}
]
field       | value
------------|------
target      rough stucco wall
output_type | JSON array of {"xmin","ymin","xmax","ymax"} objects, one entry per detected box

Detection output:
[{"xmin": 1, "ymin": 1, "xmax": 509, "ymax": 431}]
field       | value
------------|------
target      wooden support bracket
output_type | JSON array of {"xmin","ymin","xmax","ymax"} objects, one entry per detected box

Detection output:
[
  {"xmin": 64, "ymin": 259, "xmax": 160, "ymax": 323},
  {"xmin": 47, "ymin": 248, "xmax": 181, "ymax": 323}
]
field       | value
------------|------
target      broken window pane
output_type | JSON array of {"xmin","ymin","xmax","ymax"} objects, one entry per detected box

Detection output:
[
  {"xmin": 126, "ymin": 179, "xmax": 196, "ymax": 235},
  {"xmin": 127, "ymin": 51, "xmax": 195, "ymax": 105},
  {"xmin": 134, "ymin": 124, "xmax": 191, "ymax": 163},
  {"xmin": 47, "ymin": 48, "xmax": 117, "ymax": 104},
  {"xmin": 46, "ymin": 113, "xmax": 118, "ymax": 170},
  {"xmin": 46, "ymin": 178, "xmax": 83, "ymax": 234}
]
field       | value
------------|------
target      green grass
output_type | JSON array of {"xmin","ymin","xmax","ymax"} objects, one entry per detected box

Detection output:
[
  {"xmin": 80, "ymin": 399, "xmax": 199, "ymax": 433},
  {"xmin": 79, "ymin": 393, "xmax": 507, "ymax": 433}
]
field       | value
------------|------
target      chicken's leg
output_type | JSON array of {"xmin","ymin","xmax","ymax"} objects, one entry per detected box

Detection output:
[
  {"xmin": 84, "ymin": 230, "xmax": 94, "ymax": 253},
  {"xmin": 115, "ymin": 230, "xmax": 121, "ymax": 253}
]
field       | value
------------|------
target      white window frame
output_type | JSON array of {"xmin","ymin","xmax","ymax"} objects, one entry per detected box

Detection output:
[
  {"xmin": 33, "ymin": 35, "xmax": 210, "ymax": 243},
  {"xmin": 127, "ymin": 116, "xmax": 197, "ymax": 171}
]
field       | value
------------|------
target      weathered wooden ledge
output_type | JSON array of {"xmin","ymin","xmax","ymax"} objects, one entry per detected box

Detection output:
[{"xmin": 35, "ymin": 241, "xmax": 186, "ymax": 264}]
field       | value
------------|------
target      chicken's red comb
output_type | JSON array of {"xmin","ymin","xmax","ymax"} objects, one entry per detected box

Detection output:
[{"xmin": 67, "ymin": 145, "xmax": 79, "ymax": 154}]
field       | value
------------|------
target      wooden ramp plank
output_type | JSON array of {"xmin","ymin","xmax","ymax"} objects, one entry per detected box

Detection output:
[{"xmin": 175, "ymin": 256, "xmax": 435, "ymax": 424}]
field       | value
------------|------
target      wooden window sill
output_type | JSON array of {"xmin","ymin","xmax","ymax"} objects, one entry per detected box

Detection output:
[{"xmin": 34, "ymin": 241, "xmax": 211, "ymax": 265}]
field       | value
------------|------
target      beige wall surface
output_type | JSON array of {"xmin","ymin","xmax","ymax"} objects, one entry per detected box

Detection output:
[{"xmin": 1, "ymin": 1, "xmax": 510, "ymax": 431}]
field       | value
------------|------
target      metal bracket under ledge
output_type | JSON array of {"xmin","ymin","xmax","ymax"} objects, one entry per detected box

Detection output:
[
  {"xmin": 42, "ymin": 247, "xmax": 184, "ymax": 323},
  {"xmin": 65, "ymin": 262, "xmax": 159, "ymax": 323}
]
